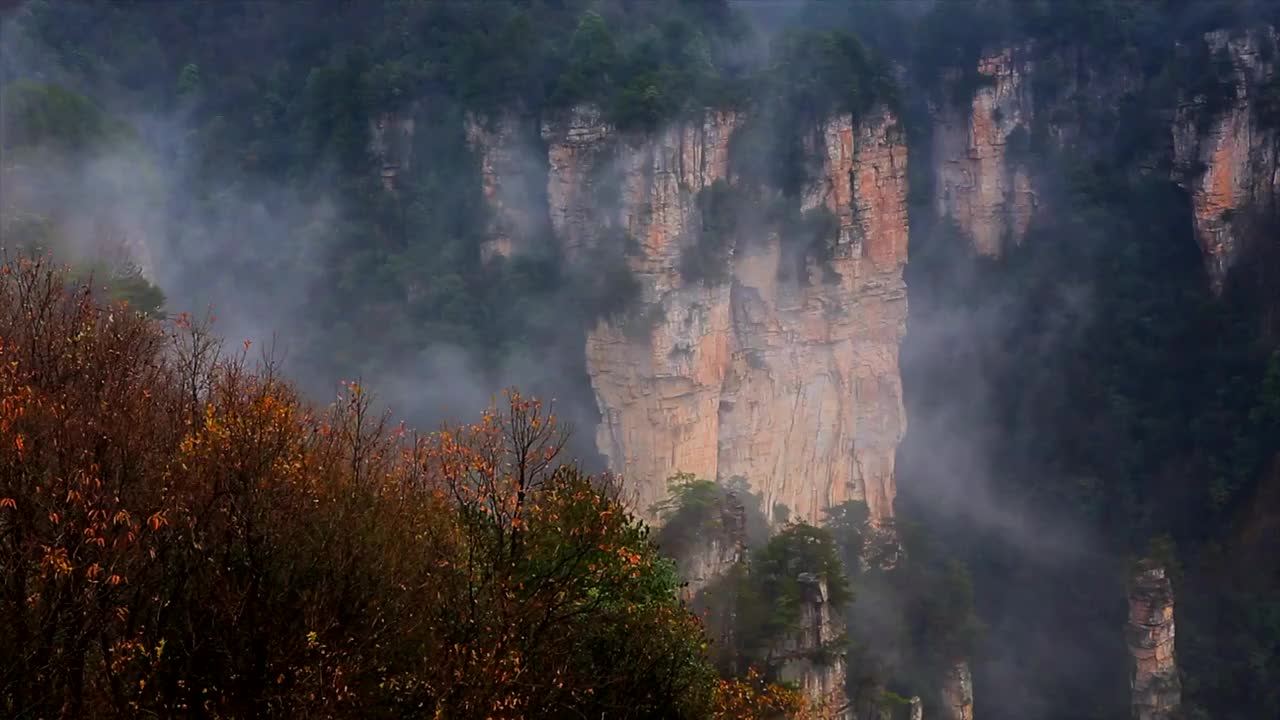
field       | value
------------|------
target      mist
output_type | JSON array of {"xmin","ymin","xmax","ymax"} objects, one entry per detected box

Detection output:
[{"xmin": 4, "ymin": 2, "xmax": 1280, "ymax": 719}]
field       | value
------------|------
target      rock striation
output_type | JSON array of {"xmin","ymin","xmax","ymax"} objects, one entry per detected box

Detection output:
[
  {"xmin": 1127, "ymin": 561, "xmax": 1181, "ymax": 720},
  {"xmin": 529, "ymin": 105, "xmax": 909, "ymax": 523},
  {"xmin": 1173, "ymin": 27, "xmax": 1280, "ymax": 292},
  {"xmin": 932, "ymin": 46, "xmax": 1038, "ymax": 257}
]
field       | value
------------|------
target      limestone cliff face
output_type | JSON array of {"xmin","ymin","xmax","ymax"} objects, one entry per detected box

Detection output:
[
  {"xmin": 464, "ymin": 111, "xmax": 547, "ymax": 263},
  {"xmin": 939, "ymin": 660, "xmax": 974, "ymax": 720},
  {"xmin": 539, "ymin": 105, "xmax": 739, "ymax": 512},
  {"xmin": 535, "ymin": 105, "xmax": 908, "ymax": 523},
  {"xmin": 1173, "ymin": 28, "xmax": 1280, "ymax": 291},
  {"xmin": 933, "ymin": 46, "xmax": 1038, "ymax": 256},
  {"xmin": 1127, "ymin": 561, "xmax": 1181, "ymax": 720},
  {"xmin": 721, "ymin": 110, "xmax": 908, "ymax": 526},
  {"xmin": 774, "ymin": 573, "xmax": 852, "ymax": 718},
  {"xmin": 674, "ymin": 492, "xmax": 746, "ymax": 600}
]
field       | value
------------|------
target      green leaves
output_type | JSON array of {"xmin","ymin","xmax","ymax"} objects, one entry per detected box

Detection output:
[{"xmin": 1, "ymin": 81, "xmax": 133, "ymax": 153}]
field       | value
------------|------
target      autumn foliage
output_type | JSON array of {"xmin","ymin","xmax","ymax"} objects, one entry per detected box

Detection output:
[{"xmin": 0, "ymin": 255, "xmax": 815, "ymax": 719}]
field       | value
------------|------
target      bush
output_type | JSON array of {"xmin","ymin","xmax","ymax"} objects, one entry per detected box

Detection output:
[{"xmin": 0, "ymin": 256, "xmax": 815, "ymax": 719}]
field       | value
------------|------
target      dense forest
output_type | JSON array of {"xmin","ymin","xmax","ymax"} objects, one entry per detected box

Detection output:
[{"xmin": 3, "ymin": 1, "xmax": 1280, "ymax": 719}]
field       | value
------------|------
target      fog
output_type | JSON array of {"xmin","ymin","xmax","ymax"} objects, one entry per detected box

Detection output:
[{"xmin": 3, "ymin": 2, "xmax": 1278, "ymax": 719}]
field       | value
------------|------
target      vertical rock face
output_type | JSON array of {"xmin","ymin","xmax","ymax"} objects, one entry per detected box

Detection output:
[
  {"xmin": 909, "ymin": 696, "xmax": 924, "ymax": 720},
  {"xmin": 721, "ymin": 109, "xmax": 908, "ymax": 525},
  {"xmin": 775, "ymin": 573, "xmax": 852, "ymax": 718},
  {"xmin": 534, "ymin": 105, "xmax": 909, "ymax": 522},
  {"xmin": 1173, "ymin": 27, "xmax": 1280, "ymax": 291},
  {"xmin": 939, "ymin": 660, "xmax": 974, "ymax": 720},
  {"xmin": 369, "ymin": 110, "xmax": 415, "ymax": 191},
  {"xmin": 1127, "ymin": 561, "xmax": 1181, "ymax": 720},
  {"xmin": 674, "ymin": 491, "xmax": 746, "ymax": 600},
  {"xmin": 933, "ymin": 46, "xmax": 1038, "ymax": 256},
  {"xmin": 464, "ymin": 111, "xmax": 547, "ymax": 263},
  {"xmin": 540, "ymin": 105, "xmax": 740, "ymax": 512}
]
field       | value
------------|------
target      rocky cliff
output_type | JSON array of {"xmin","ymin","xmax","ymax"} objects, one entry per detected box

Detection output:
[
  {"xmin": 939, "ymin": 660, "xmax": 974, "ymax": 720},
  {"xmin": 464, "ymin": 111, "xmax": 547, "ymax": 263},
  {"xmin": 934, "ymin": 28, "xmax": 1280, "ymax": 289},
  {"xmin": 932, "ymin": 46, "xmax": 1038, "ymax": 257},
  {"xmin": 1127, "ymin": 561, "xmax": 1181, "ymax": 720},
  {"xmin": 673, "ymin": 490, "xmax": 746, "ymax": 600},
  {"xmin": 1173, "ymin": 27, "xmax": 1280, "ymax": 292},
  {"xmin": 774, "ymin": 573, "xmax": 853, "ymax": 718},
  {"xmin": 508, "ymin": 105, "xmax": 910, "ymax": 523}
]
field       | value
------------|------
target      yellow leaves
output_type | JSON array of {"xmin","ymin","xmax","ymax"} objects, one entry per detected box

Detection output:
[{"xmin": 41, "ymin": 546, "xmax": 72, "ymax": 577}]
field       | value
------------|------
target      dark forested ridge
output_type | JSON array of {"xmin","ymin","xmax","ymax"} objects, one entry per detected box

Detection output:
[{"xmin": 2, "ymin": 1, "xmax": 1280, "ymax": 719}]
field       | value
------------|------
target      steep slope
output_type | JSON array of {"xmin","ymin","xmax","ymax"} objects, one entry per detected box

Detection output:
[
  {"xmin": 931, "ymin": 46, "xmax": 1038, "ymax": 257},
  {"xmin": 1173, "ymin": 27, "xmax": 1280, "ymax": 291},
  {"xmin": 490, "ymin": 106, "xmax": 911, "ymax": 523}
]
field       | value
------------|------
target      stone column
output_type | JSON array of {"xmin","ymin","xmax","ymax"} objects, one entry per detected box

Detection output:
[
  {"xmin": 1127, "ymin": 560, "xmax": 1181, "ymax": 720},
  {"xmin": 939, "ymin": 659, "xmax": 973, "ymax": 720}
]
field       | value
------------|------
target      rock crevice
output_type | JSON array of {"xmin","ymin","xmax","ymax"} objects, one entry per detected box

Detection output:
[{"xmin": 529, "ymin": 107, "xmax": 910, "ymax": 523}]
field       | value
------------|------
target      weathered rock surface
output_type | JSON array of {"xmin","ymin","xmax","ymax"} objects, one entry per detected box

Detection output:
[
  {"xmin": 720, "ymin": 110, "xmax": 908, "ymax": 526},
  {"xmin": 939, "ymin": 660, "xmax": 974, "ymax": 720},
  {"xmin": 673, "ymin": 491, "xmax": 746, "ymax": 600},
  {"xmin": 464, "ymin": 111, "xmax": 547, "ymax": 263},
  {"xmin": 531, "ymin": 105, "xmax": 909, "ymax": 523},
  {"xmin": 1173, "ymin": 27, "xmax": 1280, "ymax": 291},
  {"xmin": 1127, "ymin": 561, "xmax": 1181, "ymax": 720},
  {"xmin": 933, "ymin": 46, "xmax": 1037, "ymax": 256},
  {"xmin": 539, "ymin": 105, "xmax": 740, "ymax": 511},
  {"xmin": 774, "ymin": 573, "xmax": 852, "ymax": 718}
]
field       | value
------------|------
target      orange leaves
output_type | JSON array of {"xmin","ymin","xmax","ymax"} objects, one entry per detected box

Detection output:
[
  {"xmin": 2, "ymin": 258, "xmax": 751, "ymax": 717},
  {"xmin": 712, "ymin": 667, "xmax": 813, "ymax": 719},
  {"xmin": 147, "ymin": 511, "xmax": 167, "ymax": 532}
]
